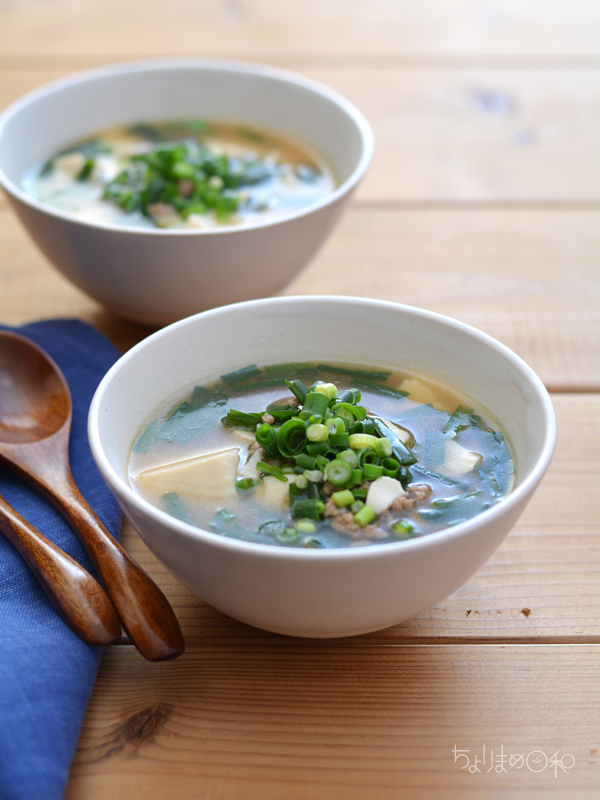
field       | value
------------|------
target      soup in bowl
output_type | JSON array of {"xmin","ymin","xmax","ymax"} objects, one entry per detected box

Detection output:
[
  {"xmin": 0, "ymin": 60, "xmax": 372, "ymax": 325},
  {"xmin": 88, "ymin": 297, "xmax": 556, "ymax": 638}
]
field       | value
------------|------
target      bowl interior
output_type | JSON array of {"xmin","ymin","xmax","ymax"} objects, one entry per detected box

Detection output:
[
  {"xmin": 92, "ymin": 297, "xmax": 554, "ymax": 502},
  {"xmin": 0, "ymin": 61, "xmax": 370, "ymax": 195}
]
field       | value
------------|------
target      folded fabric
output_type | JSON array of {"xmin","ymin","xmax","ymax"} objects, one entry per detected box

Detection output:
[{"xmin": 0, "ymin": 319, "xmax": 123, "ymax": 800}]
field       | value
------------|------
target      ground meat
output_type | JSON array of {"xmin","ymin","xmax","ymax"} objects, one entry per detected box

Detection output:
[
  {"xmin": 324, "ymin": 499, "xmax": 387, "ymax": 540},
  {"xmin": 389, "ymin": 494, "xmax": 415, "ymax": 512},
  {"xmin": 322, "ymin": 481, "xmax": 336, "ymax": 496},
  {"xmin": 269, "ymin": 395, "xmax": 300, "ymax": 407},
  {"xmin": 324, "ymin": 498, "xmax": 346, "ymax": 518},
  {"xmin": 322, "ymin": 479, "xmax": 433, "ymax": 542},
  {"xmin": 248, "ymin": 442, "xmax": 263, "ymax": 457},
  {"xmin": 262, "ymin": 412, "xmax": 275, "ymax": 424},
  {"xmin": 330, "ymin": 512, "xmax": 361, "ymax": 533},
  {"xmin": 147, "ymin": 202, "xmax": 180, "ymax": 228},
  {"xmin": 408, "ymin": 483, "xmax": 433, "ymax": 502},
  {"xmin": 177, "ymin": 179, "xmax": 195, "ymax": 198}
]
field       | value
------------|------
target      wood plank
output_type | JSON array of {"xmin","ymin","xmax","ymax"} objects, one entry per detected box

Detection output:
[
  {"xmin": 119, "ymin": 394, "xmax": 600, "ymax": 645},
  {"xmin": 2, "ymin": 68, "xmax": 599, "ymax": 202},
  {"xmin": 66, "ymin": 644, "xmax": 600, "ymax": 799},
  {"xmin": 1, "ymin": 1, "xmax": 599, "ymax": 61},
  {"xmin": 284, "ymin": 207, "xmax": 600, "ymax": 389},
  {"xmin": 1, "ymin": 207, "xmax": 598, "ymax": 386}
]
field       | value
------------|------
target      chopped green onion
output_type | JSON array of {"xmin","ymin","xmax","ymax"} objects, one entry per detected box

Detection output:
[
  {"xmin": 300, "ymin": 391, "xmax": 331, "ymax": 419},
  {"xmin": 275, "ymin": 527, "xmax": 299, "ymax": 543},
  {"xmin": 297, "ymin": 519, "xmax": 316, "ymax": 534},
  {"xmin": 294, "ymin": 453, "xmax": 318, "ymax": 470},
  {"xmin": 276, "ymin": 418, "xmax": 307, "ymax": 458},
  {"xmin": 357, "ymin": 447, "xmax": 379, "ymax": 467},
  {"xmin": 375, "ymin": 438, "xmax": 392, "ymax": 458},
  {"xmin": 350, "ymin": 468, "xmax": 363, "ymax": 485},
  {"xmin": 306, "ymin": 441, "xmax": 328, "ymax": 455},
  {"xmin": 391, "ymin": 520, "xmax": 416, "ymax": 538},
  {"xmin": 354, "ymin": 504, "xmax": 376, "ymax": 527},
  {"xmin": 265, "ymin": 402, "xmax": 299, "ymax": 423},
  {"xmin": 304, "ymin": 469, "xmax": 323, "ymax": 483},
  {"xmin": 348, "ymin": 433, "xmax": 379, "ymax": 450},
  {"xmin": 334, "ymin": 388, "xmax": 361, "ymax": 404},
  {"xmin": 329, "ymin": 432, "xmax": 350, "ymax": 448},
  {"xmin": 371, "ymin": 418, "xmax": 418, "ymax": 466},
  {"xmin": 312, "ymin": 382, "xmax": 337, "ymax": 398},
  {"xmin": 381, "ymin": 458, "xmax": 400, "ymax": 478},
  {"xmin": 77, "ymin": 157, "xmax": 95, "ymax": 181},
  {"xmin": 363, "ymin": 463, "xmax": 384, "ymax": 480},
  {"xmin": 307, "ymin": 423, "xmax": 329, "ymax": 443},
  {"xmin": 350, "ymin": 500, "xmax": 364, "ymax": 514},
  {"xmin": 331, "ymin": 402, "xmax": 366, "ymax": 421},
  {"xmin": 256, "ymin": 461, "xmax": 288, "ymax": 482},
  {"xmin": 236, "ymin": 477, "xmax": 259, "ymax": 491},
  {"xmin": 338, "ymin": 449, "xmax": 358, "ymax": 467},
  {"xmin": 332, "ymin": 489, "xmax": 354, "ymax": 508},
  {"xmin": 326, "ymin": 417, "xmax": 346, "ymax": 434},
  {"xmin": 291, "ymin": 498, "xmax": 324, "ymax": 520},
  {"xmin": 295, "ymin": 474, "xmax": 308, "ymax": 490},
  {"xmin": 325, "ymin": 459, "xmax": 353, "ymax": 486},
  {"xmin": 285, "ymin": 379, "xmax": 309, "ymax": 403},
  {"xmin": 256, "ymin": 423, "xmax": 279, "ymax": 459}
]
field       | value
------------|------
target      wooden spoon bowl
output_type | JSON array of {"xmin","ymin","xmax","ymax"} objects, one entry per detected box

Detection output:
[{"xmin": 0, "ymin": 331, "xmax": 184, "ymax": 661}]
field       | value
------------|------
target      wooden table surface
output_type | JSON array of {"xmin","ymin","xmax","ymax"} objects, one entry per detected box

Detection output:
[{"xmin": 1, "ymin": 2, "xmax": 598, "ymax": 798}]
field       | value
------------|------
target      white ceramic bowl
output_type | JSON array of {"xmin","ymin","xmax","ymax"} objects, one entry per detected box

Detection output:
[
  {"xmin": 88, "ymin": 297, "xmax": 556, "ymax": 638},
  {"xmin": 0, "ymin": 60, "xmax": 373, "ymax": 326}
]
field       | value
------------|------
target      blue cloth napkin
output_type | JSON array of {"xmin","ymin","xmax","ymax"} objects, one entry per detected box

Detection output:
[{"xmin": 0, "ymin": 319, "xmax": 123, "ymax": 800}]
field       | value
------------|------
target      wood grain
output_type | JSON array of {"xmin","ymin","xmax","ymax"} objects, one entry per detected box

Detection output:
[
  {"xmin": 66, "ymin": 644, "xmax": 600, "ymax": 800},
  {"xmin": 3, "ymin": 204, "xmax": 597, "ymax": 387},
  {"xmin": 2, "ymin": 68, "xmax": 599, "ymax": 203},
  {"xmin": 1, "ymin": 0, "xmax": 599, "ymax": 61},
  {"xmin": 284, "ymin": 207, "xmax": 600, "ymax": 389},
  {"xmin": 0, "ymin": 1, "xmax": 598, "ymax": 797}
]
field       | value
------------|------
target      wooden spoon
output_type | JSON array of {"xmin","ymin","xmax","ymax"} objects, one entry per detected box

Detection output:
[
  {"xmin": 0, "ymin": 492, "xmax": 122, "ymax": 646},
  {"xmin": 0, "ymin": 331, "xmax": 184, "ymax": 661}
]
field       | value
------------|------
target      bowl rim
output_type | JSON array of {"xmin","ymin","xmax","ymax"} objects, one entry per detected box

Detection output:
[
  {"xmin": 0, "ymin": 57, "xmax": 374, "ymax": 236},
  {"xmin": 88, "ymin": 295, "xmax": 557, "ymax": 562}
]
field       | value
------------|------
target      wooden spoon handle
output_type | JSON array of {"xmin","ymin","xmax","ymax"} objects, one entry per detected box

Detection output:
[
  {"xmin": 57, "ymin": 480, "xmax": 185, "ymax": 661},
  {"xmin": 0, "ymin": 494, "xmax": 122, "ymax": 647}
]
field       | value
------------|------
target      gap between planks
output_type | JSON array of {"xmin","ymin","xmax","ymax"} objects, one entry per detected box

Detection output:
[{"xmin": 2, "ymin": 55, "xmax": 600, "ymax": 70}]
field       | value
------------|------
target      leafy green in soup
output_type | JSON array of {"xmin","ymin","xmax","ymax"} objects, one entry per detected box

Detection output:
[
  {"xmin": 128, "ymin": 363, "xmax": 515, "ymax": 548},
  {"xmin": 22, "ymin": 120, "xmax": 335, "ymax": 230}
]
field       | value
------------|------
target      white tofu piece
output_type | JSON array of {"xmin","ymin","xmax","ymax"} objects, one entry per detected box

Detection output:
[
  {"xmin": 399, "ymin": 378, "xmax": 460, "ymax": 413},
  {"xmin": 231, "ymin": 428, "xmax": 258, "ymax": 446},
  {"xmin": 136, "ymin": 448, "xmax": 240, "ymax": 499},
  {"xmin": 438, "ymin": 439, "xmax": 482, "ymax": 478},
  {"xmin": 53, "ymin": 152, "xmax": 87, "ymax": 179},
  {"xmin": 252, "ymin": 474, "xmax": 294, "ymax": 512},
  {"xmin": 366, "ymin": 476, "xmax": 406, "ymax": 515}
]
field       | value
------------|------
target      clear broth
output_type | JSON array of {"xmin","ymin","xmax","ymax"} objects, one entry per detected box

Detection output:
[{"xmin": 128, "ymin": 363, "xmax": 515, "ymax": 549}]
